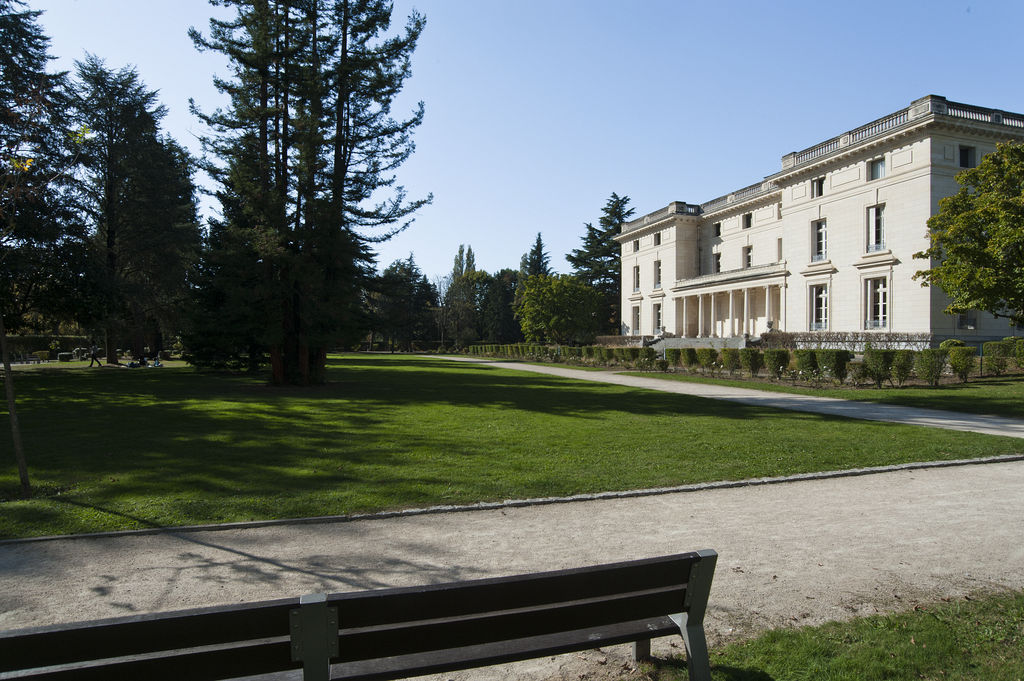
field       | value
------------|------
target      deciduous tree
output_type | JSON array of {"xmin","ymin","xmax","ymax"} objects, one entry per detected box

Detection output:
[
  {"xmin": 515, "ymin": 274, "xmax": 600, "ymax": 345},
  {"xmin": 914, "ymin": 142, "xmax": 1024, "ymax": 326}
]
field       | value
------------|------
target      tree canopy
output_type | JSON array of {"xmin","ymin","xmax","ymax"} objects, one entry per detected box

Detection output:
[
  {"xmin": 515, "ymin": 274, "xmax": 600, "ymax": 345},
  {"xmin": 566, "ymin": 192, "xmax": 633, "ymax": 334},
  {"xmin": 520, "ymin": 232, "xmax": 551, "ymax": 278},
  {"xmin": 914, "ymin": 142, "xmax": 1024, "ymax": 326}
]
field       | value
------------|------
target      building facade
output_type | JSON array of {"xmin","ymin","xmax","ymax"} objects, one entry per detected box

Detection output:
[{"xmin": 616, "ymin": 95, "xmax": 1024, "ymax": 346}]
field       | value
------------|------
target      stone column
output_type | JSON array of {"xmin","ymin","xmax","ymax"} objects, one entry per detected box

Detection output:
[
  {"xmin": 743, "ymin": 288, "xmax": 750, "ymax": 335},
  {"xmin": 710, "ymin": 293, "xmax": 717, "ymax": 337},
  {"xmin": 765, "ymin": 285, "xmax": 773, "ymax": 327},
  {"xmin": 728, "ymin": 290, "xmax": 736, "ymax": 337},
  {"xmin": 698, "ymin": 295, "xmax": 704, "ymax": 337},
  {"xmin": 682, "ymin": 297, "xmax": 689, "ymax": 338}
]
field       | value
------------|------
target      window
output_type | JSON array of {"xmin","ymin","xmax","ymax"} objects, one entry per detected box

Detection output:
[
  {"xmin": 654, "ymin": 232, "xmax": 661, "ymax": 246},
  {"xmin": 810, "ymin": 284, "xmax": 828, "ymax": 331},
  {"xmin": 632, "ymin": 265, "xmax": 640, "ymax": 292},
  {"xmin": 865, "ymin": 277, "xmax": 888, "ymax": 329},
  {"xmin": 956, "ymin": 310, "xmax": 977, "ymax": 330},
  {"xmin": 743, "ymin": 246, "xmax": 752, "ymax": 269},
  {"xmin": 777, "ymin": 237, "xmax": 783, "ymax": 262},
  {"xmin": 869, "ymin": 157, "xmax": 886, "ymax": 180},
  {"xmin": 959, "ymin": 145, "xmax": 976, "ymax": 168},
  {"xmin": 632, "ymin": 239, "xmax": 640, "ymax": 253},
  {"xmin": 653, "ymin": 303, "xmax": 662, "ymax": 332},
  {"xmin": 653, "ymin": 260, "xmax": 662, "ymax": 288},
  {"xmin": 713, "ymin": 252, "xmax": 721, "ymax": 273},
  {"xmin": 742, "ymin": 213, "xmax": 752, "ymax": 229},
  {"xmin": 713, "ymin": 222, "xmax": 721, "ymax": 237},
  {"xmin": 867, "ymin": 204, "xmax": 885, "ymax": 252},
  {"xmin": 812, "ymin": 219, "xmax": 827, "ymax": 261},
  {"xmin": 811, "ymin": 176, "xmax": 825, "ymax": 198},
  {"xmin": 631, "ymin": 306, "xmax": 640, "ymax": 334}
]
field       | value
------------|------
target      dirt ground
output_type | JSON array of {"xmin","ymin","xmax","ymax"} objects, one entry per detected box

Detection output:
[{"xmin": 2, "ymin": 459, "xmax": 1023, "ymax": 680}]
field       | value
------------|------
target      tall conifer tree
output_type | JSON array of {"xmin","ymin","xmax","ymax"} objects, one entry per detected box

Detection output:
[
  {"xmin": 190, "ymin": 0, "xmax": 429, "ymax": 384},
  {"xmin": 567, "ymin": 193, "xmax": 634, "ymax": 334}
]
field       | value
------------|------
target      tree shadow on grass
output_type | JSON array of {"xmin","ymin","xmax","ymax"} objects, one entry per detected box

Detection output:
[{"xmin": 648, "ymin": 657, "xmax": 776, "ymax": 680}]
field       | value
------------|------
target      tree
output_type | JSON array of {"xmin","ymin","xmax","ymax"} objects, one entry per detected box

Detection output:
[
  {"xmin": 480, "ymin": 268, "xmax": 522, "ymax": 343},
  {"xmin": 189, "ymin": 0, "xmax": 430, "ymax": 384},
  {"xmin": 0, "ymin": 0, "xmax": 79, "ymax": 498},
  {"xmin": 567, "ymin": 193, "xmax": 634, "ymax": 334},
  {"xmin": 914, "ymin": 142, "xmax": 1024, "ymax": 326},
  {"xmin": 515, "ymin": 274, "xmax": 600, "ymax": 345},
  {"xmin": 520, "ymin": 232, "xmax": 552, "ymax": 278},
  {"xmin": 70, "ymin": 56, "xmax": 200, "ymax": 362},
  {"xmin": 370, "ymin": 255, "xmax": 436, "ymax": 351}
]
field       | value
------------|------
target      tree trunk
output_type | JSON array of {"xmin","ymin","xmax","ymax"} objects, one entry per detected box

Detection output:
[{"xmin": 0, "ymin": 312, "xmax": 30, "ymax": 498}]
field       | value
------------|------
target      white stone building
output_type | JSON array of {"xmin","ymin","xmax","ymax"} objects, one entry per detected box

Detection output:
[{"xmin": 616, "ymin": 95, "xmax": 1024, "ymax": 347}]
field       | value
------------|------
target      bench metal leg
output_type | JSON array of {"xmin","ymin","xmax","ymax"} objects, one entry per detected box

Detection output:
[
  {"xmin": 632, "ymin": 638, "xmax": 651, "ymax": 662},
  {"xmin": 672, "ymin": 549, "xmax": 717, "ymax": 681},
  {"xmin": 290, "ymin": 593, "xmax": 339, "ymax": 681}
]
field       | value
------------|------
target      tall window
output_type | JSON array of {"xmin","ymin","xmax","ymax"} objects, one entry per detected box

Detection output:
[
  {"xmin": 713, "ymin": 252, "xmax": 721, "ymax": 273},
  {"xmin": 956, "ymin": 309, "xmax": 977, "ymax": 330},
  {"xmin": 654, "ymin": 260, "xmax": 662, "ymax": 288},
  {"xmin": 632, "ymin": 265, "xmax": 640, "ymax": 292},
  {"xmin": 811, "ymin": 176, "xmax": 825, "ymax": 198},
  {"xmin": 865, "ymin": 277, "xmax": 888, "ymax": 329},
  {"xmin": 654, "ymin": 232, "xmax": 662, "ymax": 246},
  {"xmin": 742, "ymin": 213, "xmax": 752, "ymax": 229},
  {"xmin": 959, "ymin": 145, "xmax": 976, "ymax": 168},
  {"xmin": 869, "ymin": 157, "xmax": 886, "ymax": 180},
  {"xmin": 653, "ymin": 303, "xmax": 662, "ymax": 332},
  {"xmin": 631, "ymin": 306, "xmax": 640, "ymax": 334},
  {"xmin": 810, "ymin": 284, "xmax": 828, "ymax": 330},
  {"xmin": 632, "ymin": 239, "xmax": 640, "ymax": 253},
  {"xmin": 743, "ymin": 246, "xmax": 752, "ymax": 269},
  {"xmin": 777, "ymin": 237, "xmax": 783, "ymax": 262},
  {"xmin": 867, "ymin": 204, "xmax": 885, "ymax": 252},
  {"xmin": 812, "ymin": 219, "xmax": 827, "ymax": 261},
  {"xmin": 713, "ymin": 222, "xmax": 721, "ymax": 237}
]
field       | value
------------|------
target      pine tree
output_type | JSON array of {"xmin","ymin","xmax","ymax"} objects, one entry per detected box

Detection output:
[
  {"xmin": 520, "ymin": 232, "xmax": 552, "ymax": 278},
  {"xmin": 189, "ymin": 0, "xmax": 430, "ymax": 384},
  {"xmin": 566, "ymin": 193, "xmax": 634, "ymax": 333}
]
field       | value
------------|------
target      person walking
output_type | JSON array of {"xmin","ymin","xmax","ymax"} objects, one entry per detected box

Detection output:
[{"xmin": 88, "ymin": 344, "xmax": 102, "ymax": 367}]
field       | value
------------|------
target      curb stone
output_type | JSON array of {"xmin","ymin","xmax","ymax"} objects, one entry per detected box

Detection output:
[{"xmin": 4, "ymin": 454, "xmax": 1022, "ymax": 546}]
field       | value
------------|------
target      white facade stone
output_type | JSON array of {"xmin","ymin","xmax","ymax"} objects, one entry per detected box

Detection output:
[{"xmin": 616, "ymin": 95, "xmax": 1024, "ymax": 345}]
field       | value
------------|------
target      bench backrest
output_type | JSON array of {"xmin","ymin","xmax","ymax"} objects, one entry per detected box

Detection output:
[{"xmin": 0, "ymin": 550, "xmax": 717, "ymax": 681}]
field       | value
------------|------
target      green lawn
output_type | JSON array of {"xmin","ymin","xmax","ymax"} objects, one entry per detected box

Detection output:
[
  {"xmin": 639, "ymin": 591, "xmax": 1024, "ymax": 680},
  {"xmin": 622, "ymin": 370, "xmax": 1024, "ymax": 420},
  {"xmin": 1, "ymin": 354, "xmax": 1021, "ymax": 539}
]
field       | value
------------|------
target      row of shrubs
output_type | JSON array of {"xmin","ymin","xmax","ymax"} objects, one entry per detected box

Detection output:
[
  {"xmin": 467, "ymin": 337, "xmax": 1024, "ymax": 388},
  {"xmin": 467, "ymin": 343, "xmax": 667, "ymax": 368}
]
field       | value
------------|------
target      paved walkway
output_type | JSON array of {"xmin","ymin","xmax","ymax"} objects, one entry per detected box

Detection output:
[{"xmin": 445, "ymin": 358, "xmax": 1024, "ymax": 439}]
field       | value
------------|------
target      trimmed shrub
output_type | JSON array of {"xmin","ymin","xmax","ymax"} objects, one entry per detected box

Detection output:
[
  {"xmin": 58, "ymin": 352, "xmax": 73, "ymax": 362},
  {"xmin": 600, "ymin": 347, "xmax": 616, "ymax": 364},
  {"xmin": 33, "ymin": 351, "xmax": 49, "ymax": 361},
  {"xmin": 794, "ymin": 349, "xmax": 817, "ymax": 374},
  {"xmin": 655, "ymin": 359, "xmax": 670, "ymax": 372},
  {"xmin": 680, "ymin": 348, "xmax": 698, "ymax": 369},
  {"xmin": 815, "ymin": 349, "xmax": 852, "ymax": 384},
  {"xmin": 665, "ymin": 348, "xmax": 682, "ymax": 366},
  {"xmin": 863, "ymin": 347, "xmax": 896, "ymax": 388},
  {"xmin": 739, "ymin": 348, "xmax": 764, "ymax": 378},
  {"xmin": 763, "ymin": 349, "xmax": 790, "ymax": 380},
  {"xmin": 982, "ymin": 341, "xmax": 1012, "ymax": 376},
  {"xmin": 939, "ymin": 338, "xmax": 966, "ymax": 350},
  {"xmin": 695, "ymin": 348, "xmax": 718, "ymax": 373},
  {"xmin": 915, "ymin": 348, "xmax": 947, "ymax": 387},
  {"xmin": 1015, "ymin": 338, "xmax": 1024, "ymax": 370},
  {"xmin": 890, "ymin": 350, "xmax": 916, "ymax": 387},
  {"xmin": 720, "ymin": 348, "xmax": 741, "ymax": 375},
  {"xmin": 948, "ymin": 346, "xmax": 977, "ymax": 383},
  {"xmin": 639, "ymin": 347, "xmax": 657, "ymax": 362},
  {"xmin": 583, "ymin": 346, "xmax": 597, "ymax": 360}
]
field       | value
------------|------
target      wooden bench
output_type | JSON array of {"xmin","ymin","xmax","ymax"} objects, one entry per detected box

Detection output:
[{"xmin": 0, "ymin": 549, "xmax": 717, "ymax": 681}]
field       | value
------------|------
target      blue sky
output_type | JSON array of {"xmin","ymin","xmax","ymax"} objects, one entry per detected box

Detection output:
[{"xmin": 32, "ymin": 0, "xmax": 1024, "ymax": 281}]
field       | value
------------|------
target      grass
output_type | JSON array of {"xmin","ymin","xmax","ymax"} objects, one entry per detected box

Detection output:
[
  {"xmin": 639, "ymin": 591, "xmax": 1024, "ymax": 680},
  {"xmin": 1, "ymin": 354, "xmax": 1021, "ymax": 539},
  {"xmin": 621, "ymin": 369, "xmax": 1024, "ymax": 420}
]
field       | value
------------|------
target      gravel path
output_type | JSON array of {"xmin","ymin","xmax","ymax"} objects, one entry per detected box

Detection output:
[{"xmin": 3, "ymin": 459, "xmax": 1023, "ymax": 680}]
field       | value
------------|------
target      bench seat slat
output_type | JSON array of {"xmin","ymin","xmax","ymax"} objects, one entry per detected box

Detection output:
[
  {"xmin": 330, "ymin": 615, "xmax": 681, "ymax": 681},
  {"xmin": 0, "ymin": 600, "xmax": 297, "ymax": 672},
  {"xmin": 335, "ymin": 585, "xmax": 684, "ymax": 662},
  {"xmin": 328, "ymin": 553, "xmax": 696, "ymax": 628}
]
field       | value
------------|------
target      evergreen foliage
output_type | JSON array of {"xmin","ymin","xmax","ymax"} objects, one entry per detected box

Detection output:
[
  {"xmin": 947, "ymin": 346, "xmax": 976, "ymax": 383},
  {"xmin": 515, "ymin": 274, "xmax": 600, "ymax": 345},
  {"xmin": 520, "ymin": 232, "xmax": 552, "ymax": 278},
  {"xmin": 914, "ymin": 349, "xmax": 947, "ymax": 387},
  {"xmin": 566, "ymin": 193, "xmax": 634, "ymax": 334},
  {"xmin": 188, "ymin": 0, "xmax": 430, "ymax": 384},
  {"xmin": 739, "ymin": 347, "xmax": 764, "ymax": 377}
]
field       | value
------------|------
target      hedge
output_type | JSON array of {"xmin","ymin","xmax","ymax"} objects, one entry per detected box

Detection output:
[
  {"xmin": 720, "ymin": 348, "xmax": 741, "ymax": 375},
  {"xmin": 763, "ymin": 349, "xmax": 790, "ymax": 379},
  {"xmin": 914, "ymin": 349, "xmax": 947, "ymax": 387},
  {"xmin": 739, "ymin": 348, "xmax": 764, "ymax": 377},
  {"xmin": 890, "ymin": 349, "xmax": 916, "ymax": 387},
  {"xmin": 948, "ymin": 346, "xmax": 976, "ymax": 383},
  {"xmin": 983, "ymin": 340, "xmax": 1013, "ymax": 376},
  {"xmin": 815, "ymin": 349, "xmax": 852, "ymax": 384}
]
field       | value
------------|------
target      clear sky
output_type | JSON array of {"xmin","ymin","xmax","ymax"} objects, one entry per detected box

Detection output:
[{"xmin": 31, "ymin": 0, "xmax": 1024, "ymax": 282}]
